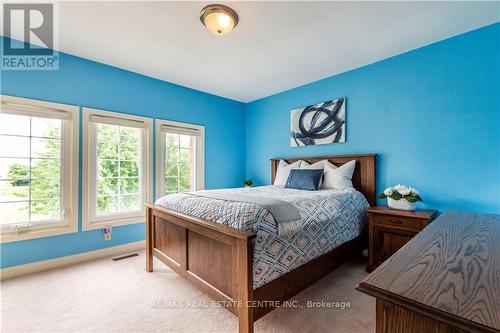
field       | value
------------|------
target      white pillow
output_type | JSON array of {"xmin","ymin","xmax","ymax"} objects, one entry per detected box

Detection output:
[
  {"xmin": 300, "ymin": 160, "xmax": 336, "ymax": 170},
  {"xmin": 300, "ymin": 160, "xmax": 337, "ymax": 188},
  {"xmin": 322, "ymin": 160, "xmax": 356, "ymax": 189},
  {"xmin": 274, "ymin": 160, "xmax": 302, "ymax": 185},
  {"xmin": 299, "ymin": 160, "xmax": 324, "ymax": 170}
]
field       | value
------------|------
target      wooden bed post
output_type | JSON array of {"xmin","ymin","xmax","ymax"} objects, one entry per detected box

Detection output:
[
  {"xmin": 146, "ymin": 206, "xmax": 153, "ymax": 272},
  {"xmin": 235, "ymin": 237, "xmax": 254, "ymax": 333}
]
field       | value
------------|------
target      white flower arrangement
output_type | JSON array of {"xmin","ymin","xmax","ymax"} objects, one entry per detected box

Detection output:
[
  {"xmin": 379, "ymin": 184, "xmax": 422, "ymax": 211},
  {"xmin": 379, "ymin": 184, "xmax": 422, "ymax": 202}
]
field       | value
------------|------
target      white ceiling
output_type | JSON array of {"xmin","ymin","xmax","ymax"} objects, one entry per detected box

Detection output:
[{"xmin": 4, "ymin": 1, "xmax": 500, "ymax": 102}]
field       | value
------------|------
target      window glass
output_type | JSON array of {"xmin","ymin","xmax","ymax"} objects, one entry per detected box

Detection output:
[
  {"xmin": 163, "ymin": 133, "xmax": 196, "ymax": 194},
  {"xmin": 95, "ymin": 123, "xmax": 142, "ymax": 215},
  {"xmin": 0, "ymin": 114, "xmax": 62, "ymax": 226}
]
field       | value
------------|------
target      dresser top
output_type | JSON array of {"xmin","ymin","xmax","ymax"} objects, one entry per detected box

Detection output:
[{"xmin": 358, "ymin": 212, "xmax": 500, "ymax": 332}]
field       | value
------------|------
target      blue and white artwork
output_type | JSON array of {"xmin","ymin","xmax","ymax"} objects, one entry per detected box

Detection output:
[{"xmin": 290, "ymin": 97, "xmax": 346, "ymax": 147}]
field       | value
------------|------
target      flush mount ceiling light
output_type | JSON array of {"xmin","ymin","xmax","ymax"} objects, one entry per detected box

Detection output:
[{"xmin": 200, "ymin": 4, "xmax": 239, "ymax": 36}]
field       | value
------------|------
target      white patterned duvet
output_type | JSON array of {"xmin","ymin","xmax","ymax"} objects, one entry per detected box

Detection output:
[{"xmin": 155, "ymin": 185, "xmax": 369, "ymax": 289}]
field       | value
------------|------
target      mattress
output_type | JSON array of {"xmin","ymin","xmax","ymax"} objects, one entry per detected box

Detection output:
[{"xmin": 155, "ymin": 185, "xmax": 369, "ymax": 289}]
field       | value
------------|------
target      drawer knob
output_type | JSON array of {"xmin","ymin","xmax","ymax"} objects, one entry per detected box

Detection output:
[{"xmin": 391, "ymin": 219, "xmax": 403, "ymax": 224}]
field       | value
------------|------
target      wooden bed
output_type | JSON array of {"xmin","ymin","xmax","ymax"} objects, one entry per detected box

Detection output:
[{"xmin": 146, "ymin": 154, "xmax": 376, "ymax": 333}]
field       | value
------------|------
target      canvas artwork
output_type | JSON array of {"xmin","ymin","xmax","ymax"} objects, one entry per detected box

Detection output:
[{"xmin": 290, "ymin": 97, "xmax": 346, "ymax": 147}]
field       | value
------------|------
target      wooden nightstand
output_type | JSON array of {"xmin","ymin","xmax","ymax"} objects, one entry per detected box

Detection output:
[{"xmin": 367, "ymin": 206, "xmax": 437, "ymax": 272}]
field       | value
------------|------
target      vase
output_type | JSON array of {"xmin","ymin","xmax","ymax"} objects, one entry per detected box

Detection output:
[{"xmin": 387, "ymin": 197, "xmax": 416, "ymax": 211}]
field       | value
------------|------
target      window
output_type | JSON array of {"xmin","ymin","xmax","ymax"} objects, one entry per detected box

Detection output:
[
  {"xmin": 0, "ymin": 95, "xmax": 79, "ymax": 242},
  {"xmin": 83, "ymin": 108, "xmax": 152, "ymax": 230},
  {"xmin": 156, "ymin": 120, "xmax": 204, "ymax": 198}
]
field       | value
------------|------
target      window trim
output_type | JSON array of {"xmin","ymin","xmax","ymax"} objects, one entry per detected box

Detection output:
[
  {"xmin": 0, "ymin": 95, "xmax": 79, "ymax": 243},
  {"xmin": 82, "ymin": 107, "xmax": 152, "ymax": 231},
  {"xmin": 155, "ymin": 119, "xmax": 205, "ymax": 200}
]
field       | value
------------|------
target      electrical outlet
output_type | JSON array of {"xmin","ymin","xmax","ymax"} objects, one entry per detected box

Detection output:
[{"xmin": 103, "ymin": 226, "xmax": 112, "ymax": 241}]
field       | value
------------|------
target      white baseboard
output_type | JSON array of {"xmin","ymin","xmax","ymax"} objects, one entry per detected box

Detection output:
[{"xmin": 1, "ymin": 240, "xmax": 145, "ymax": 280}]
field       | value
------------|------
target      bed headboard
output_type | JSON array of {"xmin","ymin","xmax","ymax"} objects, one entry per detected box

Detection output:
[{"xmin": 271, "ymin": 154, "xmax": 376, "ymax": 206}]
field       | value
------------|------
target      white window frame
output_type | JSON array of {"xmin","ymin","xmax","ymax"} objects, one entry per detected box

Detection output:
[
  {"xmin": 0, "ymin": 95, "xmax": 79, "ymax": 243},
  {"xmin": 155, "ymin": 119, "xmax": 205, "ymax": 199},
  {"xmin": 82, "ymin": 108, "xmax": 152, "ymax": 231}
]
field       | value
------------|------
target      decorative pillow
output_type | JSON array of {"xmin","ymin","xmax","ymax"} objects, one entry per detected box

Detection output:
[
  {"xmin": 274, "ymin": 160, "xmax": 302, "ymax": 185},
  {"xmin": 321, "ymin": 160, "xmax": 356, "ymax": 189},
  {"xmin": 299, "ymin": 160, "xmax": 326, "ymax": 187},
  {"xmin": 285, "ymin": 169, "xmax": 324, "ymax": 191}
]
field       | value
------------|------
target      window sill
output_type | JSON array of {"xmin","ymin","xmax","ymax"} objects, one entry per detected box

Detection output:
[
  {"xmin": 0, "ymin": 223, "xmax": 78, "ymax": 244},
  {"xmin": 82, "ymin": 215, "xmax": 145, "ymax": 231}
]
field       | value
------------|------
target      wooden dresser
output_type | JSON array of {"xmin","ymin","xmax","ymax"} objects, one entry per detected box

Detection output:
[
  {"xmin": 367, "ymin": 206, "xmax": 437, "ymax": 272},
  {"xmin": 357, "ymin": 212, "xmax": 500, "ymax": 333}
]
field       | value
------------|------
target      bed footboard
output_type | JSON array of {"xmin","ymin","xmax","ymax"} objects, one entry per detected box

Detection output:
[
  {"xmin": 145, "ymin": 204, "xmax": 256, "ymax": 333},
  {"xmin": 146, "ymin": 204, "xmax": 364, "ymax": 333}
]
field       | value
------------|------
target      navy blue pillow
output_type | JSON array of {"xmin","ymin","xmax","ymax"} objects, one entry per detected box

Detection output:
[{"xmin": 284, "ymin": 169, "xmax": 323, "ymax": 191}]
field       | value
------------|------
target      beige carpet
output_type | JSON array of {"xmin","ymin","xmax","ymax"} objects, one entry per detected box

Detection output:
[{"xmin": 1, "ymin": 251, "xmax": 374, "ymax": 333}]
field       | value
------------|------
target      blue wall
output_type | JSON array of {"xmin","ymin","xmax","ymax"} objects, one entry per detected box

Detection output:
[
  {"xmin": 0, "ymin": 37, "xmax": 246, "ymax": 268},
  {"xmin": 245, "ymin": 23, "xmax": 500, "ymax": 214}
]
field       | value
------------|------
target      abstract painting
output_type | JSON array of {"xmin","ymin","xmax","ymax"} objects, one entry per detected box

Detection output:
[{"xmin": 290, "ymin": 97, "xmax": 346, "ymax": 147}]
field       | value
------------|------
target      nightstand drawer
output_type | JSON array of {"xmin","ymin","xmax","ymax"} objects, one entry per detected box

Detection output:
[{"xmin": 373, "ymin": 214, "xmax": 421, "ymax": 230}]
